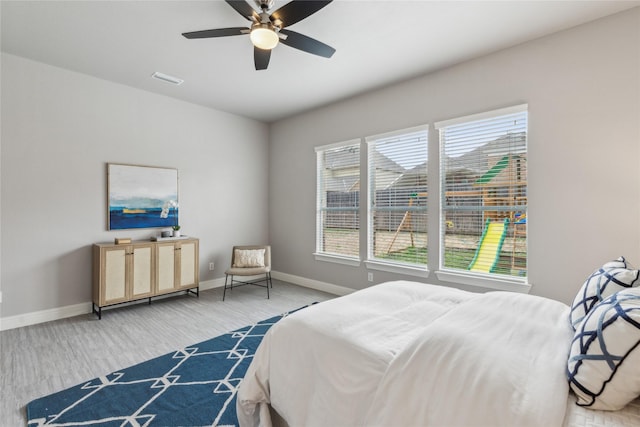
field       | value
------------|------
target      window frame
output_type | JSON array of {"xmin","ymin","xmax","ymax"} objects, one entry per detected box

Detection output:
[
  {"xmin": 364, "ymin": 125, "xmax": 430, "ymax": 278},
  {"xmin": 312, "ymin": 107, "xmax": 532, "ymax": 293},
  {"xmin": 434, "ymin": 104, "xmax": 531, "ymax": 292},
  {"xmin": 314, "ymin": 139, "xmax": 362, "ymax": 266}
]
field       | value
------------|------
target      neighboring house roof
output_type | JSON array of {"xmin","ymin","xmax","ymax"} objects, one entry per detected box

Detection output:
[
  {"xmin": 324, "ymin": 131, "xmax": 525, "ymax": 192},
  {"xmin": 454, "ymin": 131, "xmax": 526, "ymax": 163},
  {"xmin": 324, "ymin": 148, "xmax": 406, "ymax": 192},
  {"xmin": 324, "ymin": 146, "xmax": 359, "ymax": 170},
  {"xmin": 444, "ymin": 131, "xmax": 526, "ymax": 175},
  {"xmin": 390, "ymin": 161, "xmax": 427, "ymax": 189},
  {"xmin": 324, "ymin": 146, "xmax": 405, "ymax": 173}
]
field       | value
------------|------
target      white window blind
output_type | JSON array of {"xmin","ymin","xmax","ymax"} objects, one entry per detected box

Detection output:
[
  {"xmin": 437, "ymin": 105, "xmax": 527, "ymax": 278},
  {"xmin": 367, "ymin": 126, "xmax": 428, "ymax": 266},
  {"xmin": 315, "ymin": 140, "xmax": 361, "ymax": 259}
]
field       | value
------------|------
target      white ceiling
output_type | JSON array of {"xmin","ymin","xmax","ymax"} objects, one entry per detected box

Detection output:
[{"xmin": 2, "ymin": 1, "xmax": 639, "ymax": 123}]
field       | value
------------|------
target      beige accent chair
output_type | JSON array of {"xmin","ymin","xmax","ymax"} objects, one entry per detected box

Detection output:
[{"xmin": 223, "ymin": 245, "xmax": 272, "ymax": 301}]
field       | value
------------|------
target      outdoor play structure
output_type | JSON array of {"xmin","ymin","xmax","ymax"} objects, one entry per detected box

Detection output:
[
  {"xmin": 468, "ymin": 218, "xmax": 510, "ymax": 273},
  {"xmin": 386, "ymin": 152, "xmax": 527, "ymax": 275}
]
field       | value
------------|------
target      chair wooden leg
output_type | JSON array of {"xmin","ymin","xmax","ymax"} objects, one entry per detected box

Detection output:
[
  {"xmin": 266, "ymin": 273, "xmax": 270, "ymax": 299},
  {"xmin": 223, "ymin": 274, "xmax": 229, "ymax": 301}
]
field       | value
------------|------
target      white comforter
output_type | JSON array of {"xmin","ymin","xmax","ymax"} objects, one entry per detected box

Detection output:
[{"xmin": 237, "ymin": 281, "xmax": 574, "ymax": 427}]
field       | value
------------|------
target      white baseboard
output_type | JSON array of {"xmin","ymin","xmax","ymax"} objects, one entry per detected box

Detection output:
[
  {"xmin": 199, "ymin": 278, "xmax": 225, "ymax": 290},
  {"xmin": 0, "ymin": 302, "xmax": 92, "ymax": 331},
  {"xmin": 271, "ymin": 271, "xmax": 354, "ymax": 296},
  {"xmin": 0, "ymin": 283, "xmax": 223, "ymax": 331},
  {"xmin": 201, "ymin": 272, "xmax": 353, "ymax": 297},
  {"xmin": 0, "ymin": 274, "xmax": 351, "ymax": 331}
]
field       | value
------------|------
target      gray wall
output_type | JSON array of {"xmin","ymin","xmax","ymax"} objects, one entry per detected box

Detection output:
[
  {"xmin": 268, "ymin": 8, "xmax": 640, "ymax": 305},
  {"xmin": 1, "ymin": 53, "xmax": 269, "ymax": 319}
]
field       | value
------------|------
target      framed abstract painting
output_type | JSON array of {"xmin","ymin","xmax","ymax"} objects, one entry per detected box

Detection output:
[{"xmin": 107, "ymin": 163, "xmax": 179, "ymax": 230}]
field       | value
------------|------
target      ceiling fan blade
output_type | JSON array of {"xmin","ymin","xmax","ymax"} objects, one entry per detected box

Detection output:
[
  {"xmin": 254, "ymin": 47, "xmax": 271, "ymax": 70},
  {"xmin": 182, "ymin": 27, "xmax": 247, "ymax": 39},
  {"xmin": 279, "ymin": 29, "xmax": 335, "ymax": 58},
  {"xmin": 225, "ymin": 0, "xmax": 259, "ymax": 21},
  {"xmin": 271, "ymin": 0, "xmax": 332, "ymax": 27}
]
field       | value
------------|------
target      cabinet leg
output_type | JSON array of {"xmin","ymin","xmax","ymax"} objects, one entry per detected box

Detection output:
[{"xmin": 92, "ymin": 303, "xmax": 102, "ymax": 320}]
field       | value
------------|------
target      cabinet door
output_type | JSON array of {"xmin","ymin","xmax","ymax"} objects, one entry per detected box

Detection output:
[
  {"xmin": 131, "ymin": 244, "xmax": 154, "ymax": 298},
  {"xmin": 177, "ymin": 240, "xmax": 198, "ymax": 289},
  {"xmin": 156, "ymin": 243, "xmax": 176, "ymax": 294},
  {"xmin": 102, "ymin": 246, "xmax": 128, "ymax": 305}
]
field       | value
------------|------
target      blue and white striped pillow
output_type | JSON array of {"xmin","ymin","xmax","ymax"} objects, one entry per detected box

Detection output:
[
  {"xmin": 567, "ymin": 288, "xmax": 640, "ymax": 410},
  {"xmin": 569, "ymin": 257, "xmax": 639, "ymax": 330}
]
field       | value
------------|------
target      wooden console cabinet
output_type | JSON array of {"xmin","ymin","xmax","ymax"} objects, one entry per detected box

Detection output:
[{"xmin": 92, "ymin": 238, "xmax": 199, "ymax": 318}]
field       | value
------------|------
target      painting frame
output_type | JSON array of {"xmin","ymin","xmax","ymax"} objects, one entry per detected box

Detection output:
[{"xmin": 107, "ymin": 163, "xmax": 179, "ymax": 231}]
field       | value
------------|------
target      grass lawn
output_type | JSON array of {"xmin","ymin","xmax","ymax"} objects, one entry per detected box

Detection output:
[
  {"xmin": 382, "ymin": 246, "xmax": 526, "ymax": 277},
  {"xmin": 323, "ymin": 228, "xmax": 527, "ymax": 277}
]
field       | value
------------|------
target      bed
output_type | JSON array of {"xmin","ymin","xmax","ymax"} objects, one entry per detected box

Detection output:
[{"xmin": 237, "ymin": 280, "xmax": 640, "ymax": 427}]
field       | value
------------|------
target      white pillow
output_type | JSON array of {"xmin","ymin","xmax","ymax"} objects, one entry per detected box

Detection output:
[
  {"xmin": 233, "ymin": 249, "xmax": 265, "ymax": 268},
  {"xmin": 569, "ymin": 257, "xmax": 639, "ymax": 329},
  {"xmin": 567, "ymin": 287, "xmax": 640, "ymax": 410}
]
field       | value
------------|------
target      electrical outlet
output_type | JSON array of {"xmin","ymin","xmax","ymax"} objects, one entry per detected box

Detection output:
[
  {"xmin": 367, "ymin": 272, "xmax": 373, "ymax": 282},
  {"xmin": 209, "ymin": 262, "xmax": 215, "ymax": 271}
]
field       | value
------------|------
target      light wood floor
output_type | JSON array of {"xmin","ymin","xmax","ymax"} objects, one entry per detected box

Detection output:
[{"xmin": 0, "ymin": 280, "xmax": 336, "ymax": 426}]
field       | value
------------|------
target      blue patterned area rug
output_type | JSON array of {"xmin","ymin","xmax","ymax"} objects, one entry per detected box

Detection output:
[{"xmin": 26, "ymin": 306, "xmax": 308, "ymax": 427}]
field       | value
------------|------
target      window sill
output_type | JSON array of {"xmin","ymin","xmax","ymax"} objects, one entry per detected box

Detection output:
[
  {"xmin": 435, "ymin": 270, "xmax": 531, "ymax": 293},
  {"xmin": 365, "ymin": 260, "xmax": 429, "ymax": 278},
  {"xmin": 314, "ymin": 253, "xmax": 361, "ymax": 267}
]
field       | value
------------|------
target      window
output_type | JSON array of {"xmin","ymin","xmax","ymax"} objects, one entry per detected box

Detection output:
[
  {"xmin": 437, "ymin": 105, "xmax": 528, "ymax": 280},
  {"xmin": 366, "ymin": 126, "xmax": 428, "ymax": 270},
  {"xmin": 315, "ymin": 140, "xmax": 361, "ymax": 263}
]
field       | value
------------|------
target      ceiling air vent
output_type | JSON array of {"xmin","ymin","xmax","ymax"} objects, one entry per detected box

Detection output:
[{"xmin": 151, "ymin": 72, "xmax": 184, "ymax": 85}]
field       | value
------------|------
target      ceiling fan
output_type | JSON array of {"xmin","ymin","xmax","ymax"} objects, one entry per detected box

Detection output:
[{"xmin": 182, "ymin": 0, "xmax": 336, "ymax": 70}]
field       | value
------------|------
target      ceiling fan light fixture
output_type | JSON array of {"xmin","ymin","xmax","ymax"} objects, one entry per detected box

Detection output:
[
  {"xmin": 250, "ymin": 25, "xmax": 279, "ymax": 50},
  {"xmin": 182, "ymin": 0, "xmax": 336, "ymax": 70}
]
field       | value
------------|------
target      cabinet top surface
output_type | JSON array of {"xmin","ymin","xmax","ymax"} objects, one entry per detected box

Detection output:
[{"xmin": 94, "ymin": 237, "xmax": 198, "ymax": 247}]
